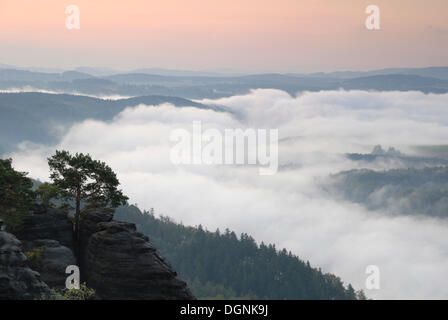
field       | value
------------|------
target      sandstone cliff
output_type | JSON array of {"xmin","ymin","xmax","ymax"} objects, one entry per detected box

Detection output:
[
  {"xmin": 0, "ymin": 230, "xmax": 50, "ymax": 299},
  {"xmin": 13, "ymin": 205, "xmax": 76, "ymax": 289},
  {"xmin": 0, "ymin": 203, "xmax": 194, "ymax": 300},
  {"xmin": 79, "ymin": 207, "xmax": 194, "ymax": 299}
]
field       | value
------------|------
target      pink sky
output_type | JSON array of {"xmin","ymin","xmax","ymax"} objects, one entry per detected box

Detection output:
[{"xmin": 1, "ymin": 0, "xmax": 447, "ymax": 72}]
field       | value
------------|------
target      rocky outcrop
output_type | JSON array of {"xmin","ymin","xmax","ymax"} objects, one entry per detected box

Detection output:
[
  {"xmin": 23, "ymin": 239, "xmax": 76, "ymax": 289},
  {"xmin": 79, "ymin": 207, "xmax": 114, "ymax": 255},
  {"xmin": 79, "ymin": 207, "xmax": 194, "ymax": 300},
  {"xmin": 12, "ymin": 204, "xmax": 76, "ymax": 289},
  {"xmin": 0, "ymin": 231, "xmax": 50, "ymax": 300},
  {"xmin": 14, "ymin": 204, "xmax": 74, "ymax": 250},
  {"xmin": 1, "ymin": 204, "xmax": 194, "ymax": 300}
]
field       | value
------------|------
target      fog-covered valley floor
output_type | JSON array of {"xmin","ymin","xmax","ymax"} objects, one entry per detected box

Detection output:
[{"xmin": 6, "ymin": 89, "xmax": 448, "ymax": 299}]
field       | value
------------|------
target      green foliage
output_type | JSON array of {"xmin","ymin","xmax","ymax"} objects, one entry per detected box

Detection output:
[
  {"xmin": 48, "ymin": 150, "xmax": 128, "ymax": 208},
  {"xmin": 0, "ymin": 158, "xmax": 35, "ymax": 231},
  {"xmin": 47, "ymin": 283, "xmax": 96, "ymax": 300},
  {"xmin": 115, "ymin": 205, "xmax": 363, "ymax": 300},
  {"xmin": 186, "ymin": 277, "xmax": 259, "ymax": 299},
  {"xmin": 36, "ymin": 182, "xmax": 60, "ymax": 206},
  {"xmin": 24, "ymin": 246, "xmax": 45, "ymax": 269},
  {"xmin": 356, "ymin": 289, "xmax": 367, "ymax": 300},
  {"xmin": 48, "ymin": 150, "xmax": 128, "ymax": 240}
]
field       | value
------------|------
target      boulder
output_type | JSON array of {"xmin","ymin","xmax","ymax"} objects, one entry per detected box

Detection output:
[
  {"xmin": 23, "ymin": 239, "xmax": 76, "ymax": 289},
  {"xmin": 80, "ymin": 208, "xmax": 194, "ymax": 300},
  {"xmin": 0, "ymin": 231, "xmax": 50, "ymax": 300}
]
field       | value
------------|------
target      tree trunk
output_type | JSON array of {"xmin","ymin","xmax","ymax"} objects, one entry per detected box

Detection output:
[
  {"xmin": 74, "ymin": 184, "xmax": 81, "ymax": 259},
  {"xmin": 75, "ymin": 196, "xmax": 80, "ymax": 241}
]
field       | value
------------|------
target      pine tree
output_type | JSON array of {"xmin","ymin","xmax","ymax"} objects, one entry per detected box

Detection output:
[{"xmin": 48, "ymin": 150, "xmax": 128, "ymax": 245}]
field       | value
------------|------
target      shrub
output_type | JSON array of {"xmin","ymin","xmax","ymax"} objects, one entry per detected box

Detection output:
[
  {"xmin": 47, "ymin": 283, "xmax": 96, "ymax": 300},
  {"xmin": 24, "ymin": 246, "xmax": 45, "ymax": 269},
  {"xmin": 36, "ymin": 182, "xmax": 60, "ymax": 207},
  {"xmin": 0, "ymin": 158, "xmax": 35, "ymax": 231}
]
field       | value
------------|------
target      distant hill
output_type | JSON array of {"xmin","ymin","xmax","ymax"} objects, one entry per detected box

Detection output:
[
  {"xmin": 386, "ymin": 66, "xmax": 448, "ymax": 80},
  {"xmin": 0, "ymin": 69, "xmax": 92, "ymax": 82},
  {"xmin": 0, "ymin": 92, "xmax": 223, "ymax": 154},
  {"xmin": 73, "ymin": 66, "xmax": 122, "ymax": 77},
  {"xmin": 303, "ymin": 66, "xmax": 448, "ymax": 80},
  {"xmin": 339, "ymin": 74, "xmax": 448, "ymax": 93},
  {"xmin": 130, "ymin": 67, "xmax": 231, "ymax": 77},
  {"xmin": 1, "ymin": 66, "xmax": 448, "ymax": 99},
  {"xmin": 329, "ymin": 159, "xmax": 448, "ymax": 218},
  {"xmin": 104, "ymin": 73, "xmax": 184, "ymax": 84}
]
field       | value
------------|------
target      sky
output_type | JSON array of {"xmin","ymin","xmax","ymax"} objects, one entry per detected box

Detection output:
[{"xmin": 1, "ymin": 0, "xmax": 448, "ymax": 72}]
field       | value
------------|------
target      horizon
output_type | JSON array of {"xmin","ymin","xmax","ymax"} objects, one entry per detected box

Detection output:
[
  {"xmin": 1, "ymin": 0, "xmax": 447, "ymax": 73},
  {"xmin": 2, "ymin": 62, "xmax": 448, "ymax": 76}
]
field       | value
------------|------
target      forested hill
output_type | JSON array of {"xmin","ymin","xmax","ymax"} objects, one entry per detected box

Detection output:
[
  {"xmin": 114, "ymin": 205, "xmax": 365, "ymax": 300},
  {"xmin": 0, "ymin": 92, "xmax": 224, "ymax": 153},
  {"xmin": 329, "ymin": 166, "xmax": 448, "ymax": 218}
]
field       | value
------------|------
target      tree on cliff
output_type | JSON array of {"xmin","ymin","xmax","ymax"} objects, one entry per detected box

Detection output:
[
  {"xmin": 0, "ymin": 158, "xmax": 35, "ymax": 231},
  {"xmin": 48, "ymin": 150, "xmax": 128, "ymax": 241}
]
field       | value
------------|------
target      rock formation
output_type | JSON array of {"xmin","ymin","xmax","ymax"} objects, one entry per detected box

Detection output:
[
  {"xmin": 23, "ymin": 239, "xmax": 76, "ymax": 289},
  {"xmin": 14, "ymin": 204, "xmax": 74, "ymax": 250},
  {"xmin": 1, "ymin": 203, "xmax": 194, "ymax": 299},
  {"xmin": 12, "ymin": 204, "xmax": 76, "ymax": 289},
  {"xmin": 0, "ymin": 230, "xmax": 50, "ymax": 299},
  {"xmin": 79, "ymin": 207, "xmax": 194, "ymax": 300}
]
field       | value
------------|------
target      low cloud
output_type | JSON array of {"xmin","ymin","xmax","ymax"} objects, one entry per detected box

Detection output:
[{"xmin": 8, "ymin": 89, "xmax": 448, "ymax": 299}]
